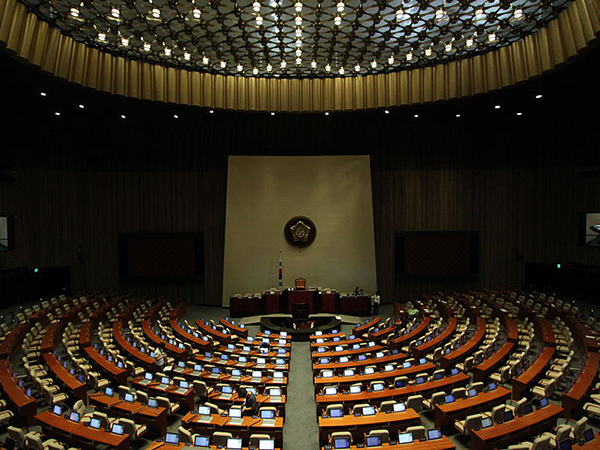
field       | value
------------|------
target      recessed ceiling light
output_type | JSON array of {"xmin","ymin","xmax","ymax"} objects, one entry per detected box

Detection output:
[
  {"xmin": 40, "ymin": 92, "xmax": 47, "ymax": 97},
  {"xmin": 173, "ymin": 114, "xmax": 179, "ymax": 118},
  {"xmin": 516, "ymin": 112, "xmax": 523, "ymax": 116},
  {"xmin": 78, "ymin": 104, "xmax": 85, "ymax": 109},
  {"xmin": 54, "ymin": 112, "xmax": 60, "ymax": 116},
  {"xmin": 325, "ymin": 112, "xmax": 329, "ymax": 115},
  {"xmin": 209, "ymin": 110, "xmax": 214, "ymax": 114},
  {"xmin": 494, "ymin": 105, "xmax": 501, "ymax": 109},
  {"xmin": 535, "ymin": 94, "xmax": 543, "ymax": 99},
  {"xmin": 120, "ymin": 114, "xmax": 126, "ymax": 119},
  {"xmin": 413, "ymin": 114, "xmax": 419, "ymax": 118},
  {"xmin": 384, "ymin": 110, "xmax": 390, "ymax": 114},
  {"xmin": 456, "ymin": 114, "xmax": 461, "ymax": 117},
  {"xmin": 271, "ymin": 112, "xmax": 275, "ymax": 115}
]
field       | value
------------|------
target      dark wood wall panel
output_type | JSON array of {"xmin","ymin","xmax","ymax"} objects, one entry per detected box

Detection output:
[{"xmin": 372, "ymin": 164, "xmax": 600, "ymax": 304}]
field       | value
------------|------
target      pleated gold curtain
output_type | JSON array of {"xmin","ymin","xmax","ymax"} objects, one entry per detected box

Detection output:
[{"xmin": 0, "ymin": 0, "xmax": 599, "ymax": 111}]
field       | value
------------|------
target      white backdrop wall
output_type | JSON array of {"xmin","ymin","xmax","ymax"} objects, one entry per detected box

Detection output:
[{"xmin": 222, "ymin": 155, "xmax": 377, "ymax": 307}]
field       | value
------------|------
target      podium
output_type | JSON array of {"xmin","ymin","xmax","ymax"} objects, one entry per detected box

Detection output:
[{"xmin": 286, "ymin": 289, "xmax": 315, "ymax": 314}]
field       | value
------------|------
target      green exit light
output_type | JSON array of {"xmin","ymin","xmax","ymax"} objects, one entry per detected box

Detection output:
[
  {"xmin": 33, "ymin": 268, "xmax": 39, "ymax": 273},
  {"xmin": 557, "ymin": 264, "xmax": 561, "ymax": 269}
]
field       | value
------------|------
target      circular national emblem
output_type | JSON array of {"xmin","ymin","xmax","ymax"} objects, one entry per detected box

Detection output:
[{"xmin": 284, "ymin": 217, "xmax": 317, "ymax": 248}]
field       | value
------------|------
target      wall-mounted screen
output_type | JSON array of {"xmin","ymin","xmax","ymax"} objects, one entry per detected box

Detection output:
[
  {"xmin": 0, "ymin": 216, "xmax": 15, "ymax": 251},
  {"xmin": 119, "ymin": 233, "xmax": 204, "ymax": 281},
  {"xmin": 582, "ymin": 213, "xmax": 600, "ymax": 247},
  {"xmin": 395, "ymin": 231, "xmax": 479, "ymax": 280}
]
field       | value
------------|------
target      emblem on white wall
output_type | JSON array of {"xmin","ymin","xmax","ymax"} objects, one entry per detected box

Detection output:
[{"xmin": 284, "ymin": 216, "xmax": 317, "ymax": 247}]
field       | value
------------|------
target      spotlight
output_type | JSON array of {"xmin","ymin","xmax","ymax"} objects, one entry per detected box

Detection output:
[
  {"xmin": 79, "ymin": 104, "xmax": 85, "ymax": 109},
  {"xmin": 121, "ymin": 114, "xmax": 126, "ymax": 119},
  {"xmin": 494, "ymin": 105, "xmax": 501, "ymax": 109},
  {"xmin": 535, "ymin": 94, "xmax": 543, "ymax": 99},
  {"xmin": 40, "ymin": 92, "xmax": 47, "ymax": 97}
]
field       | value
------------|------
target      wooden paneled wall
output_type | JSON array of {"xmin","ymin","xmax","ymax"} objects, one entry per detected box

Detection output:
[{"xmin": 2, "ymin": 158, "xmax": 599, "ymax": 306}]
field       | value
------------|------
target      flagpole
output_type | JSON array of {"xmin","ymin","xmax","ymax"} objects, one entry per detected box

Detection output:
[{"xmin": 278, "ymin": 250, "xmax": 283, "ymax": 288}]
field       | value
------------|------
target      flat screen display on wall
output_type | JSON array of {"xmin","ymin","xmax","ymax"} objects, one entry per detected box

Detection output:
[
  {"xmin": 395, "ymin": 231, "xmax": 479, "ymax": 280},
  {"xmin": 582, "ymin": 213, "xmax": 600, "ymax": 247},
  {"xmin": 119, "ymin": 233, "xmax": 204, "ymax": 281}
]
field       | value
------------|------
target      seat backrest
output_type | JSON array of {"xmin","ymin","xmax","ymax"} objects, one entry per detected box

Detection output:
[
  {"xmin": 212, "ymin": 432, "xmax": 233, "ymax": 447},
  {"xmin": 573, "ymin": 417, "xmax": 588, "ymax": 441},
  {"xmin": 406, "ymin": 426, "xmax": 426, "ymax": 441},
  {"xmin": 406, "ymin": 395, "xmax": 423, "ymax": 412},
  {"xmin": 8, "ymin": 426, "xmax": 26, "ymax": 449},
  {"xmin": 367, "ymin": 429, "xmax": 390, "ymax": 443},
  {"xmin": 178, "ymin": 426, "xmax": 193, "ymax": 444},
  {"xmin": 531, "ymin": 435, "xmax": 551, "ymax": 450}
]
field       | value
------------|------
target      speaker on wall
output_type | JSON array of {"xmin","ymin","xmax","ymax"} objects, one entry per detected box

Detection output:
[
  {"xmin": 395, "ymin": 231, "xmax": 479, "ymax": 280},
  {"xmin": 119, "ymin": 233, "xmax": 204, "ymax": 282}
]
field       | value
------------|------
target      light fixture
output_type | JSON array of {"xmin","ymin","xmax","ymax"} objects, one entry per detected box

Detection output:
[
  {"xmin": 535, "ymin": 94, "xmax": 543, "ymax": 99},
  {"xmin": 78, "ymin": 104, "xmax": 85, "ymax": 109},
  {"xmin": 384, "ymin": 110, "xmax": 389, "ymax": 114},
  {"xmin": 97, "ymin": 32, "xmax": 106, "ymax": 42},
  {"xmin": 184, "ymin": 52, "xmax": 191, "ymax": 61},
  {"xmin": 70, "ymin": 7, "xmax": 79, "ymax": 17},
  {"xmin": 295, "ymin": 28, "xmax": 302, "ymax": 37},
  {"xmin": 295, "ymin": 16, "xmax": 302, "ymax": 25},
  {"xmin": 371, "ymin": 60, "xmax": 377, "ymax": 69},
  {"xmin": 192, "ymin": 8, "xmax": 201, "ymax": 18},
  {"xmin": 151, "ymin": 8, "xmax": 160, "ymax": 18},
  {"xmin": 466, "ymin": 38, "xmax": 474, "ymax": 47},
  {"xmin": 311, "ymin": 61, "xmax": 317, "ymax": 69},
  {"xmin": 514, "ymin": 9, "xmax": 523, "ymax": 19},
  {"xmin": 445, "ymin": 42, "xmax": 452, "ymax": 52},
  {"xmin": 296, "ymin": 49, "xmax": 302, "ymax": 57},
  {"xmin": 237, "ymin": 64, "xmax": 243, "ymax": 71},
  {"xmin": 143, "ymin": 42, "xmax": 151, "ymax": 51},
  {"xmin": 413, "ymin": 114, "xmax": 419, "ymax": 118},
  {"xmin": 281, "ymin": 60, "xmax": 287, "ymax": 69},
  {"xmin": 174, "ymin": 114, "xmax": 179, "ymax": 118},
  {"xmin": 253, "ymin": 67, "xmax": 259, "ymax": 75},
  {"xmin": 252, "ymin": 1, "xmax": 261, "ymax": 12},
  {"xmin": 220, "ymin": 60, "xmax": 226, "ymax": 68},
  {"xmin": 325, "ymin": 64, "xmax": 331, "ymax": 72},
  {"xmin": 338, "ymin": 67, "xmax": 345, "ymax": 75},
  {"xmin": 111, "ymin": 8, "xmax": 120, "ymax": 18},
  {"xmin": 294, "ymin": 2, "xmax": 302, "ymax": 12},
  {"xmin": 120, "ymin": 114, "xmax": 126, "ymax": 119},
  {"xmin": 336, "ymin": 1, "xmax": 344, "ymax": 12},
  {"xmin": 489, "ymin": 33, "xmax": 497, "ymax": 42},
  {"xmin": 425, "ymin": 48, "xmax": 432, "ymax": 56},
  {"xmin": 455, "ymin": 114, "xmax": 460, "ymax": 117},
  {"xmin": 121, "ymin": 38, "xmax": 129, "ymax": 47},
  {"xmin": 256, "ymin": 15, "xmax": 263, "ymax": 25},
  {"xmin": 388, "ymin": 55, "xmax": 394, "ymax": 64},
  {"xmin": 325, "ymin": 112, "xmax": 329, "ymax": 115},
  {"xmin": 266, "ymin": 64, "xmax": 273, "ymax": 72},
  {"xmin": 406, "ymin": 52, "xmax": 413, "ymax": 61},
  {"xmin": 54, "ymin": 112, "xmax": 60, "ymax": 116},
  {"xmin": 516, "ymin": 112, "xmax": 523, "ymax": 116},
  {"xmin": 202, "ymin": 56, "xmax": 209, "ymax": 64},
  {"xmin": 271, "ymin": 112, "xmax": 275, "ymax": 115},
  {"xmin": 296, "ymin": 58, "xmax": 302, "ymax": 65},
  {"xmin": 354, "ymin": 64, "xmax": 360, "ymax": 72},
  {"xmin": 494, "ymin": 105, "xmax": 501, "ymax": 109},
  {"xmin": 209, "ymin": 110, "xmax": 214, "ymax": 113},
  {"xmin": 40, "ymin": 92, "xmax": 47, "ymax": 96},
  {"xmin": 334, "ymin": 16, "xmax": 342, "ymax": 26},
  {"xmin": 164, "ymin": 48, "xmax": 171, "ymax": 56}
]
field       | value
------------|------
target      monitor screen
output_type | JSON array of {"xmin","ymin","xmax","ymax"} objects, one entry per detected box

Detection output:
[
  {"xmin": 330, "ymin": 408, "xmax": 343, "ymax": 418},
  {"xmin": 198, "ymin": 405, "xmax": 212, "ymax": 415},
  {"xmin": 325, "ymin": 387, "xmax": 337, "ymax": 395},
  {"xmin": 427, "ymin": 429, "xmax": 442, "ymax": 440},
  {"xmin": 52, "ymin": 405, "xmax": 62, "ymax": 415},
  {"xmin": 333, "ymin": 438, "xmax": 351, "ymax": 449},
  {"xmin": 124, "ymin": 393, "xmax": 134, "ymax": 402},
  {"xmin": 232, "ymin": 369, "xmax": 241, "ymax": 376},
  {"xmin": 144, "ymin": 372, "xmax": 153, "ymax": 380},
  {"xmin": 280, "ymin": 332, "xmax": 287, "ymax": 337},
  {"xmin": 444, "ymin": 395, "xmax": 455, "ymax": 404},
  {"xmin": 403, "ymin": 362, "xmax": 411, "ymax": 368},
  {"xmin": 274, "ymin": 372, "xmax": 284, "ymax": 379},
  {"xmin": 393, "ymin": 402, "xmax": 406, "ymax": 412},
  {"xmin": 450, "ymin": 368, "xmax": 459, "ymax": 375},
  {"xmin": 148, "ymin": 398, "xmax": 158, "ymax": 408},
  {"xmin": 365, "ymin": 367, "xmax": 375, "ymax": 375},
  {"xmin": 260, "ymin": 409, "xmax": 275, "ymax": 419},
  {"xmin": 111, "ymin": 424, "xmax": 124, "ymax": 435},
  {"xmin": 259, "ymin": 440, "xmax": 276, "ymax": 450},
  {"xmin": 229, "ymin": 408, "xmax": 242, "ymax": 418},
  {"xmin": 335, "ymin": 346, "xmax": 344, "ymax": 352},
  {"xmin": 278, "ymin": 349, "xmax": 286, "ymax": 354},
  {"xmin": 384, "ymin": 364, "xmax": 394, "ymax": 372},
  {"xmin": 322, "ymin": 371, "xmax": 334, "ymax": 378},
  {"xmin": 343, "ymin": 369, "xmax": 355, "ymax": 377},
  {"xmin": 180, "ymin": 381, "xmax": 189, "ymax": 389},
  {"xmin": 366, "ymin": 436, "xmax": 382, "ymax": 447},
  {"xmin": 468, "ymin": 388, "xmax": 477, "ymax": 397},
  {"xmin": 375, "ymin": 352, "xmax": 384, "ymax": 358},
  {"xmin": 488, "ymin": 382, "xmax": 497, "ymax": 391},
  {"xmin": 315, "ymin": 331, "xmax": 323, "ymax": 335},
  {"xmin": 358, "ymin": 355, "xmax": 367, "ymax": 361},
  {"xmin": 165, "ymin": 433, "xmax": 179, "ymax": 444},
  {"xmin": 539, "ymin": 397, "xmax": 549, "ymax": 408},
  {"xmin": 395, "ymin": 380, "xmax": 406, "ymax": 388},
  {"xmin": 69, "ymin": 411, "xmax": 80, "ymax": 423},
  {"xmin": 434, "ymin": 372, "xmax": 443, "ymax": 380},
  {"xmin": 195, "ymin": 436, "xmax": 210, "ymax": 447},
  {"xmin": 363, "ymin": 406, "xmax": 376, "ymax": 416},
  {"xmin": 318, "ymin": 347, "xmax": 326, "ymax": 353},
  {"xmin": 349, "ymin": 385, "xmax": 361, "ymax": 394},
  {"xmin": 398, "ymin": 432, "xmax": 413, "ymax": 444},
  {"xmin": 252, "ymin": 371, "xmax": 262, "ymax": 378},
  {"xmin": 503, "ymin": 410, "xmax": 514, "ymax": 422},
  {"xmin": 558, "ymin": 441, "xmax": 573, "ymax": 450},
  {"xmin": 257, "ymin": 357, "xmax": 266, "ymax": 364},
  {"xmin": 222, "ymin": 385, "xmax": 233, "ymax": 394},
  {"xmin": 268, "ymin": 388, "xmax": 281, "ymax": 396},
  {"xmin": 372, "ymin": 383, "xmax": 385, "ymax": 392},
  {"xmin": 161, "ymin": 377, "xmax": 170, "ymax": 385},
  {"xmin": 584, "ymin": 429, "xmax": 595, "ymax": 442},
  {"xmin": 481, "ymin": 417, "xmax": 493, "ymax": 429},
  {"xmin": 226, "ymin": 438, "xmax": 243, "ymax": 449},
  {"xmin": 416, "ymin": 376, "xmax": 425, "ymax": 384},
  {"xmin": 523, "ymin": 404, "xmax": 534, "ymax": 415},
  {"xmin": 89, "ymin": 417, "xmax": 101, "ymax": 429}
]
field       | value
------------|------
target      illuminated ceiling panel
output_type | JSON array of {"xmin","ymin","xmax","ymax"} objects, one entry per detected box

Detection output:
[{"xmin": 21, "ymin": 0, "xmax": 572, "ymax": 77}]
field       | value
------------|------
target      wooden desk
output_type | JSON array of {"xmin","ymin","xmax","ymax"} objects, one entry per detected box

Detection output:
[
  {"xmin": 537, "ymin": 317, "xmax": 556, "ymax": 347},
  {"xmin": 512, "ymin": 346, "xmax": 555, "ymax": 399},
  {"xmin": 89, "ymin": 392, "xmax": 168, "ymax": 435},
  {"xmin": 142, "ymin": 320, "xmax": 188, "ymax": 359},
  {"xmin": 311, "ymin": 333, "xmax": 345, "ymax": 341},
  {"xmin": 83, "ymin": 346, "xmax": 128, "ymax": 385},
  {"xmin": 573, "ymin": 433, "xmax": 600, "ymax": 449},
  {"xmin": 470, "ymin": 404, "xmax": 563, "ymax": 450},
  {"xmin": 196, "ymin": 319, "xmax": 231, "ymax": 344},
  {"xmin": 220, "ymin": 319, "xmax": 249, "ymax": 338},
  {"xmin": 182, "ymin": 412, "xmax": 284, "ymax": 447},
  {"xmin": 562, "ymin": 352, "xmax": 600, "ymax": 418},
  {"xmin": 390, "ymin": 317, "xmax": 431, "ymax": 348},
  {"xmin": 35, "ymin": 410, "xmax": 130, "ymax": 450},
  {"xmin": 505, "ymin": 317, "xmax": 519, "ymax": 343},
  {"xmin": 311, "ymin": 338, "xmax": 364, "ymax": 348},
  {"xmin": 192, "ymin": 354, "xmax": 289, "ymax": 372},
  {"xmin": 43, "ymin": 353, "xmax": 87, "ymax": 401},
  {"xmin": 413, "ymin": 317, "xmax": 457, "ymax": 359},
  {"xmin": 339, "ymin": 295, "xmax": 371, "ymax": 316},
  {"xmin": 314, "ymin": 362, "xmax": 436, "ymax": 387},
  {"xmin": 113, "ymin": 321, "xmax": 157, "ymax": 369},
  {"xmin": 353, "ymin": 318, "xmax": 380, "ymax": 336},
  {"xmin": 472, "ymin": 342, "xmax": 515, "ymax": 382},
  {"xmin": 170, "ymin": 319, "xmax": 212, "ymax": 351},
  {"xmin": 312, "ymin": 344, "xmax": 385, "ymax": 359},
  {"xmin": 369, "ymin": 324, "xmax": 399, "ymax": 342},
  {"xmin": 440, "ymin": 317, "xmax": 485, "ymax": 369},
  {"xmin": 313, "ymin": 353, "xmax": 407, "ymax": 372},
  {"xmin": 149, "ymin": 444, "xmax": 281, "ymax": 450},
  {"xmin": 0, "ymin": 359, "xmax": 36, "ymax": 425},
  {"xmin": 315, "ymin": 373, "xmax": 469, "ymax": 408},
  {"xmin": 434, "ymin": 386, "xmax": 511, "ymax": 427},
  {"xmin": 79, "ymin": 322, "xmax": 92, "ymax": 347},
  {"xmin": 208, "ymin": 391, "xmax": 287, "ymax": 415},
  {"xmin": 131, "ymin": 378, "xmax": 195, "ymax": 411},
  {"xmin": 0, "ymin": 322, "xmax": 29, "ymax": 359},
  {"xmin": 320, "ymin": 437, "xmax": 455, "ymax": 450},
  {"xmin": 318, "ymin": 409, "xmax": 420, "ymax": 444}
]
